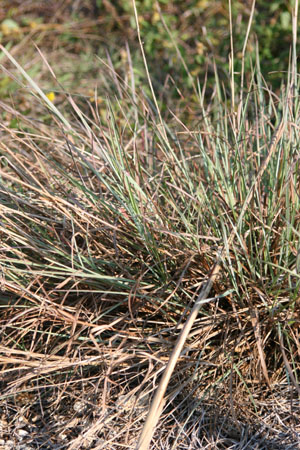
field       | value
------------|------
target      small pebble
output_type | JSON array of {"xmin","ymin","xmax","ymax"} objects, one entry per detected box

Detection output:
[
  {"xmin": 17, "ymin": 429, "xmax": 29, "ymax": 438},
  {"xmin": 73, "ymin": 400, "xmax": 86, "ymax": 413}
]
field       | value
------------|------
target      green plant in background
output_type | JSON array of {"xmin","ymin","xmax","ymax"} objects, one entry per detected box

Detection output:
[
  {"xmin": 0, "ymin": 1, "xmax": 298, "ymax": 116},
  {"xmin": 92, "ymin": 1, "xmax": 298, "ymax": 91}
]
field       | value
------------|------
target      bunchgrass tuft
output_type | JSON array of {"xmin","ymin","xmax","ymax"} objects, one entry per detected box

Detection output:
[{"xmin": 0, "ymin": 4, "xmax": 299, "ymax": 449}]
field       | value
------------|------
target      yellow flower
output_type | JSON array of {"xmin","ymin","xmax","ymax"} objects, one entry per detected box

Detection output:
[{"xmin": 46, "ymin": 91, "xmax": 56, "ymax": 102}]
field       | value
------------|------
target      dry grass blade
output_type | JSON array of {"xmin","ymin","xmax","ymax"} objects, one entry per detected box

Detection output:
[
  {"xmin": 250, "ymin": 306, "xmax": 271, "ymax": 388},
  {"xmin": 137, "ymin": 119, "xmax": 285, "ymax": 450}
]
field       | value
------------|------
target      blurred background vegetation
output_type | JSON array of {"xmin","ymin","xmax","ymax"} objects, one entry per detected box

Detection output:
[{"xmin": 0, "ymin": 0, "xmax": 298, "ymax": 99}]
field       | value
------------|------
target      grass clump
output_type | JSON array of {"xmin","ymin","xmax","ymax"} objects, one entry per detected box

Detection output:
[{"xmin": 0, "ymin": 2, "xmax": 300, "ymax": 450}]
